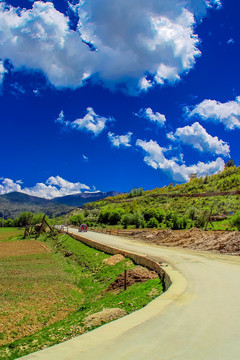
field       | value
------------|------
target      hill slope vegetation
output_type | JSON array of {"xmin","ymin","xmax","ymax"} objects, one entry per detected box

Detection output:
[{"xmin": 80, "ymin": 166, "xmax": 240, "ymax": 230}]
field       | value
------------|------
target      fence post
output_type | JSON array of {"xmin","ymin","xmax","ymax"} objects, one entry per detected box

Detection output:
[{"xmin": 124, "ymin": 269, "xmax": 127, "ymax": 291}]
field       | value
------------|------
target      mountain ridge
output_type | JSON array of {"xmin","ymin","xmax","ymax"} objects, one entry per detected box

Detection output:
[{"xmin": 0, "ymin": 190, "xmax": 121, "ymax": 219}]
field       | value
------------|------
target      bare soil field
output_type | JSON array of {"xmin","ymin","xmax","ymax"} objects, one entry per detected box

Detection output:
[
  {"xmin": 127, "ymin": 228, "xmax": 240, "ymax": 255},
  {"xmin": 107, "ymin": 266, "xmax": 159, "ymax": 291},
  {"xmin": 0, "ymin": 240, "xmax": 83, "ymax": 346},
  {"xmin": 0, "ymin": 240, "xmax": 51, "ymax": 258},
  {"xmin": 0, "ymin": 228, "xmax": 23, "ymax": 241}
]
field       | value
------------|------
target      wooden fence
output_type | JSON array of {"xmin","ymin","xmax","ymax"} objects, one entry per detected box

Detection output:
[{"xmin": 89, "ymin": 227, "xmax": 151, "ymax": 237}]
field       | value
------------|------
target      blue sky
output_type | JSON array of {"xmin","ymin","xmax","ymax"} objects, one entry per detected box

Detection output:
[{"xmin": 0, "ymin": 0, "xmax": 239, "ymax": 199}]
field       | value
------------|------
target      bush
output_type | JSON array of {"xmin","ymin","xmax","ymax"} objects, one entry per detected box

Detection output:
[
  {"xmin": 69, "ymin": 214, "xmax": 84, "ymax": 226},
  {"xmin": 147, "ymin": 217, "xmax": 159, "ymax": 228},
  {"xmin": 98, "ymin": 210, "xmax": 110, "ymax": 224},
  {"xmin": 164, "ymin": 211, "xmax": 189, "ymax": 230},
  {"xmin": 194, "ymin": 214, "xmax": 205, "ymax": 228},
  {"xmin": 143, "ymin": 208, "xmax": 165, "ymax": 223},
  {"xmin": 230, "ymin": 211, "xmax": 240, "ymax": 230},
  {"xmin": 5, "ymin": 219, "xmax": 14, "ymax": 227},
  {"xmin": 121, "ymin": 212, "xmax": 144, "ymax": 229},
  {"xmin": 121, "ymin": 214, "xmax": 131, "ymax": 229},
  {"xmin": 31, "ymin": 213, "xmax": 48, "ymax": 225},
  {"xmin": 18, "ymin": 212, "xmax": 33, "ymax": 226},
  {"xmin": 108, "ymin": 210, "xmax": 122, "ymax": 225},
  {"xmin": 98, "ymin": 209, "xmax": 123, "ymax": 225}
]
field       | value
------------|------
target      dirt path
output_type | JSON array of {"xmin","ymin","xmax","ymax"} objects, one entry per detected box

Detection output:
[
  {"xmin": 20, "ymin": 229, "xmax": 240, "ymax": 360},
  {"xmin": 126, "ymin": 228, "xmax": 240, "ymax": 255}
]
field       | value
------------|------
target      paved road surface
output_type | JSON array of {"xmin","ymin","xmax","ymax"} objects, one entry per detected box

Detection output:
[{"xmin": 21, "ymin": 229, "xmax": 240, "ymax": 360}]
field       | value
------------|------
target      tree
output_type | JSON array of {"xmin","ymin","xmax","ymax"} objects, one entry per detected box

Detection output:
[
  {"xmin": 18, "ymin": 212, "xmax": 33, "ymax": 226},
  {"xmin": 69, "ymin": 213, "xmax": 84, "ymax": 226},
  {"xmin": 225, "ymin": 159, "xmax": 235, "ymax": 168},
  {"xmin": 108, "ymin": 210, "xmax": 122, "ymax": 225},
  {"xmin": 98, "ymin": 210, "xmax": 110, "ymax": 224},
  {"xmin": 121, "ymin": 214, "xmax": 132, "ymax": 229},
  {"xmin": 131, "ymin": 212, "xmax": 144, "ymax": 228},
  {"xmin": 155, "ymin": 208, "xmax": 165, "ymax": 223},
  {"xmin": 5, "ymin": 219, "xmax": 14, "ymax": 227},
  {"xmin": 143, "ymin": 208, "xmax": 157, "ymax": 222},
  {"xmin": 147, "ymin": 217, "xmax": 159, "ymax": 228},
  {"xmin": 230, "ymin": 211, "xmax": 240, "ymax": 230},
  {"xmin": 31, "ymin": 213, "xmax": 48, "ymax": 225}
]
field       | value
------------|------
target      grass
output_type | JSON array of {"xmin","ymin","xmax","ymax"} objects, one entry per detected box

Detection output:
[
  {"xmin": 0, "ymin": 228, "xmax": 23, "ymax": 242},
  {"xmin": 0, "ymin": 232, "xmax": 163, "ymax": 360}
]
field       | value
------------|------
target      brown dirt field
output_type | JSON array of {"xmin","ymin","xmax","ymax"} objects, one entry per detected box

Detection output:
[
  {"xmin": 107, "ymin": 266, "xmax": 159, "ymax": 291},
  {"xmin": 103, "ymin": 254, "xmax": 125, "ymax": 265},
  {"xmin": 0, "ymin": 240, "xmax": 51, "ymax": 258},
  {"xmin": 126, "ymin": 229, "xmax": 240, "ymax": 255},
  {"xmin": 84, "ymin": 308, "xmax": 126, "ymax": 328},
  {"xmin": 0, "ymin": 241, "xmax": 83, "ymax": 346},
  {"xmin": 0, "ymin": 228, "xmax": 23, "ymax": 241}
]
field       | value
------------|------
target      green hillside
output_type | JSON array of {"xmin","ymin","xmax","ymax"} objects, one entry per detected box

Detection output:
[{"xmin": 79, "ymin": 166, "xmax": 240, "ymax": 230}]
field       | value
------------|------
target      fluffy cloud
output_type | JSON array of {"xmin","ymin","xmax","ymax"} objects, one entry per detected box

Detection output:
[
  {"xmin": 136, "ymin": 108, "xmax": 166, "ymax": 127},
  {"xmin": 0, "ymin": 178, "xmax": 22, "ymax": 194},
  {"xmin": 108, "ymin": 132, "xmax": 132, "ymax": 148},
  {"xmin": 0, "ymin": 176, "xmax": 92, "ymax": 199},
  {"xmin": 56, "ymin": 107, "xmax": 113, "ymax": 136},
  {"xmin": 136, "ymin": 138, "xmax": 225, "ymax": 182},
  {"xmin": 187, "ymin": 97, "xmax": 240, "ymax": 130},
  {"xmin": 169, "ymin": 122, "xmax": 230, "ymax": 156},
  {"xmin": 0, "ymin": 60, "xmax": 6, "ymax": 84},
  {"xmin": 0, "ymin": 0, "xmax": 220, "ymax": 93}
]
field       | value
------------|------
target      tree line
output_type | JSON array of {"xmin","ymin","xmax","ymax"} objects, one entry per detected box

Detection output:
[
  {"xmin": 69, "ymin": 207, "xmax": 240, "ymax": 230},
  {"xmin": 0, "ymin": 212, "xmax": 49, "ymax": 228}
]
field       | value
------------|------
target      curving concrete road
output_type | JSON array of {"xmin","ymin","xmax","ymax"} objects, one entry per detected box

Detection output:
[{"xmin": 21, "ymin": 229, "xmax": 240, "ymax": 360}]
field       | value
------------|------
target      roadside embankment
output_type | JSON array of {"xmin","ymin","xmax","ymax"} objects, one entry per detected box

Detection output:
[{"xmin": 67, "ymin": 230, "xmax": 172, "ymax": 291}]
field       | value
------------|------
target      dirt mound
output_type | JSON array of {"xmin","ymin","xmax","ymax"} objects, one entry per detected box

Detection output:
[
  {"xmin": 103, "ymin": 254, "xmax": 125, "ymax": 265},
  {"xmin": 107, "ymin": 266, "xmax": 159, "ymax": 291},
  {"xmin": 129, "ymin": 229, "xmax": 240, "ymax": 255},
  {"xmin": 0, "ymin": 240, "xmax": 51, "ymax": 258},
  {"xmin": 84, "ymin": 308, "xmax": 126, "ymax": 328}
]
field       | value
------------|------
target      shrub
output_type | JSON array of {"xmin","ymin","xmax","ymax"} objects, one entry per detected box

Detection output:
[
  {"xmin": 164, "ymin": 211, "xmax": 189, "ymax": 230},
  {"xmin": 121, "ymin": 214, "xmax": 131, "ymax": 229},
  {"xmin": 147, "ymin": 217, "xmax": 159, "ymax": 228},
  {"xmin": 18, "ymin": 212, "xmax": 33, "ymax": 226},
  {"xmin": 131, "ymin": 212, "xmax": 144, "ymax": 228},
  {"xmin": 69, "ymin": 214, "xmax": 84, "ymax": 226},
  {"xmin": 143, "ymin": 208, "xmax": 165, "ymax": 223},
  {"xmin": 230, "ymin": 211, "xmax": 240, "ymax": 230}
]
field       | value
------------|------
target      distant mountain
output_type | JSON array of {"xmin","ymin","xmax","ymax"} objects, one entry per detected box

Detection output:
[
  {"xmin": 53, "ymin": 191, "xmax": 121, "ymax": 207},
  {"xmin": 0, "ymin": 192, "xmax": 74, "ymax": 219}
]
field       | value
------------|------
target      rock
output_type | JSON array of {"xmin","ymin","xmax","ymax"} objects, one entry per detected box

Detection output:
[{"xmin": 64, "ymin": 251, "xmax": 73, "ymax": 257}]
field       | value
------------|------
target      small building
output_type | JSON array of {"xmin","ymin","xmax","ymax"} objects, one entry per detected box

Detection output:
[{"xmin": 190, "ymin": 173, "xmax": 197, "ymax": 181}]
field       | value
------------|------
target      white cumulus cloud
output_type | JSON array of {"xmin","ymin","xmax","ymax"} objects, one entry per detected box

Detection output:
[
  {"xmin": 0, "ymin": 0, "xmax": 220, "ymax": 93},
  {"xmin": 56, "ymin": 107, "xmax": 113, "ymax": 136},
  {"xmin": 169, "ymin": 122, "xmax": 230, "ymax": 156},
  {"xmin": 187, "ymin": 97, "xmax": 240, "ymax": 130},
  {"xmin": 136, "ymin": 138, "xmax": 225, "ymax": 182},
  {"xmin": 0, "ymin": 176, "xmax": 93, "ymax": 199},
  {"xmin": 0, "ymin": 178, "xmax": 22, "ymax": 194},
  {"xmin": 136, "ymin": 107, "xmax": 166, "ymax": 127},
  {"xmin": 0, "ymin": 60, "xmax": 6, "ymax": 84},
  {"xmin": 108, "ymin": 132, "xmax": 132, "ymax": 148}
]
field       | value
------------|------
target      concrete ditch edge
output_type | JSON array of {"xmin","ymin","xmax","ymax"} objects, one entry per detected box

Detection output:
[
  {"xmin": 19, "ymin": 231, "xmax": 187, "ymax": 360},
  {"xmin": 69, "ymin": 231, "xmax": 172, "ymax": 291}
]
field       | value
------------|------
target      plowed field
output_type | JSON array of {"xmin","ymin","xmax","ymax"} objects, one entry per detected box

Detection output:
[
  {"xmin": 0, "ymin": 240, "xmax": 51, "ymax": 257},
  {"xmin": 0, "ymin": 239, "xmax": 83, "ymax": 346}
]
